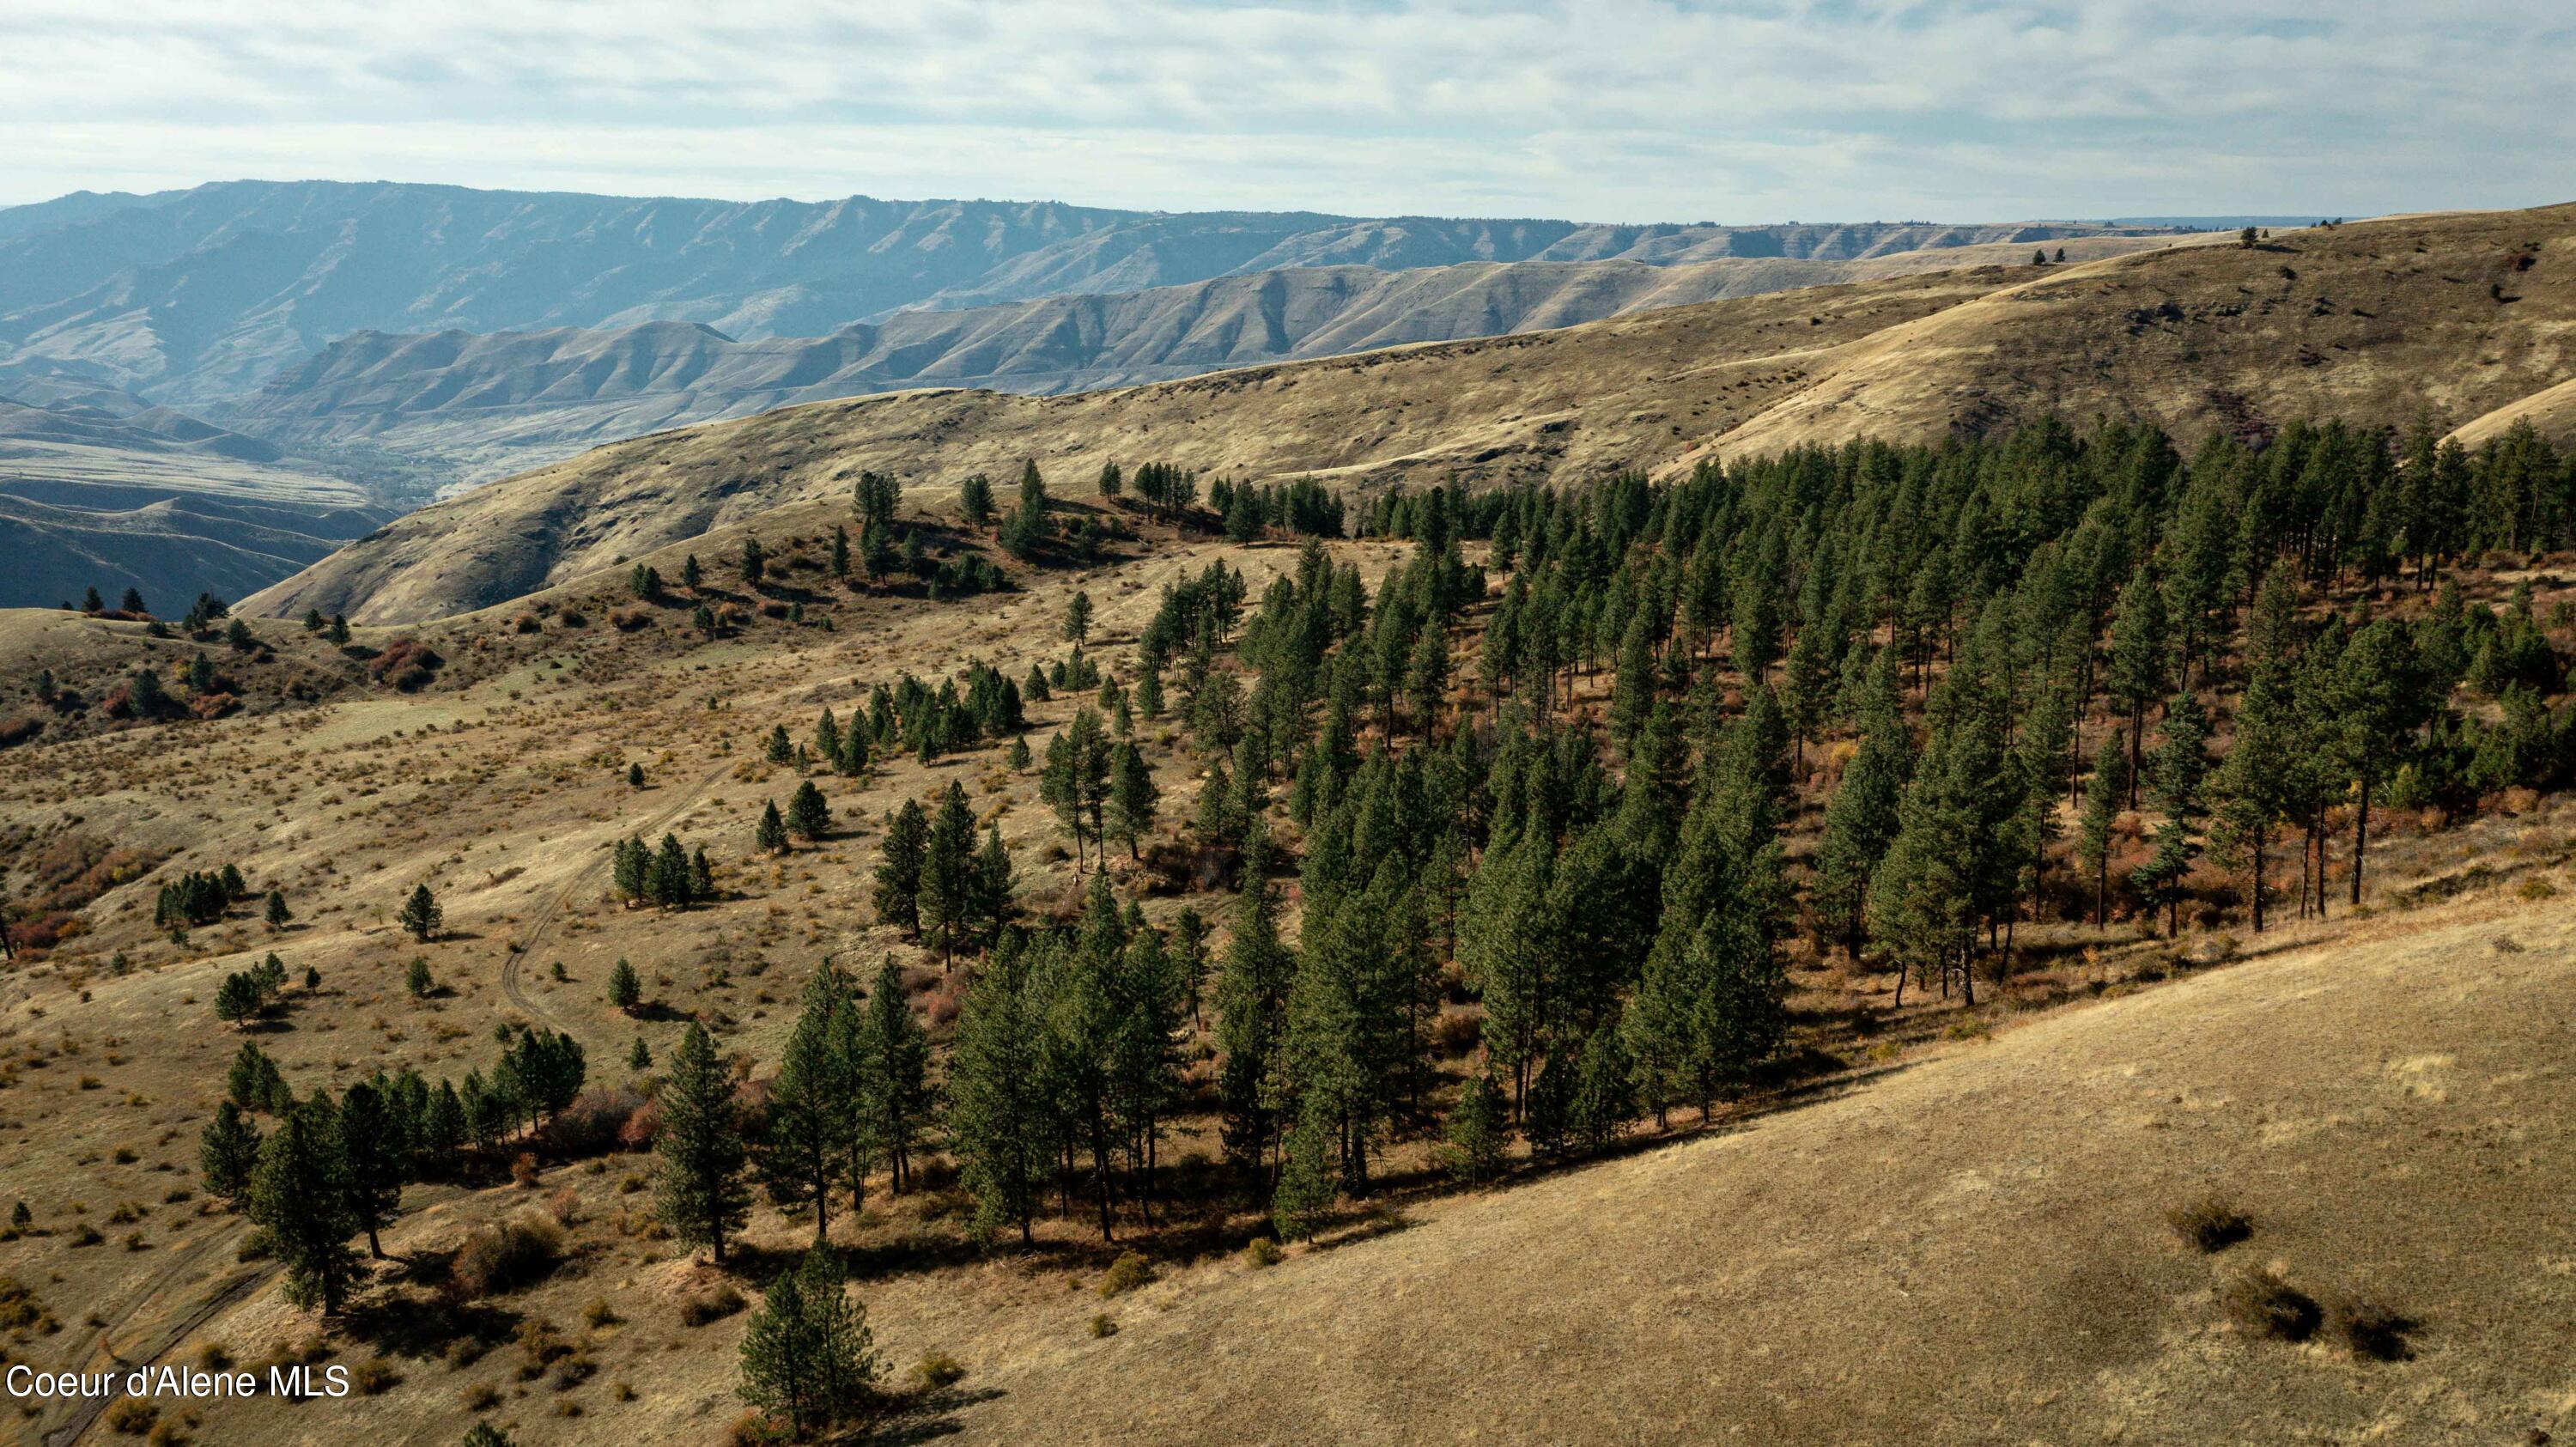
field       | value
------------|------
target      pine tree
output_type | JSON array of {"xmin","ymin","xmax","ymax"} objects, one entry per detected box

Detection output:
[
  {"xmin": 864, "ymin": 959, "xmax": 933, "ymax": 1195},
  {"xmin": 949, "ymin": 948, "xmax": 1053, "ymax": 1245},
  {"xmin": 973, "ymin": 824, "xmax": 1016, "ymax": 943},
  {"xmin": 264, "ymin": 889, "xmax": 292, "ymax": 930},
  {"xmin": 2106, "ymin": 562, "xmax": 2169, "ymax": 808},
  {"xmin": 1215, "ymin": 877, "xmax": 1295, "ymax": 1168},
  {"xmin": 787, "ymin": 781, "xmax": 832, "ymax": 842},
  {"xmin": 655, "ymin": 1021, "xmax": 750, "ymax": 1262},
  {"xmin": 918, "ymin": 783, "xmax": 979, "ymax": 969},
  {"xmin": 215, "ymin": 971, "xmax": 263, "ymax": 1026},
  {"xmin": 757, "ymin": 963, "xmax": 858, "ymax": 1240},
  {"xmin": 736, "ymin": 1246, "xmax": 881, "ymax": 1438},
  {"xmin": 756, "ymin": 799, "xmax": 788, "ymax": 854},
  {"xmin": 398, "ymin": 883, "xmax": 441, "ymax": 943},
  {"xmin": 1041, "ymin": 708, "xmax": 1112, "ymax": 872},
  {"xmin": 2331, "ymin": 619, "xmax": 2431, "ymax": 906},
  {"xmin": 872, "ymin": 799, "xmax": 928, "ymax": 935},
  {"xmin": 337, "ymin": 1081, "xmax": 404, "ymax": 1258},
  {"xmin": 1443, "ymin": 1072, "xmax": 1508, "ymax": 1184},
  {"xmin": 1065, "ymin": 590, "xmax": 1092, "ymax": 647},
  {"xmin": 2133, "ymin": 692, "xmax": 2210, "ymax": 937},
  {"xmin": 1270, "ymin": 1096, "xmax": 1336, "ymax": 1241},
  {"xmin": 959, "ymin": 472, "xmax": 995, "ymax": 527},
  {"xmin": 2077, "ymin": 731, "xmax": 2129, "ymax": 928},
  {"xmin": 608, "ymin": 958, "xmax": 641, "ymax": 1012},
  {"xmin": 197, "ymin": 1101, "xmax": 263, "ymax": 1207},
  {"xmin": 248, "ymin": 1091, "xmax": 361, "ymax": 1313},
  {"xmin": 1106, "ymin": 740, "xmax": 1158, "ymax": 860}
]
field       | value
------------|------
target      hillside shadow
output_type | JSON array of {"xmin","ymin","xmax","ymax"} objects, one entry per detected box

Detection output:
[{"xmin": 863, "ymin": 1384, "xmax": 1005, "ymax": 1444}]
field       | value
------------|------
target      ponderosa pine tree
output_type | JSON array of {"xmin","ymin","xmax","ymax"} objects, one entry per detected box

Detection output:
[
  {"xmin": 2077, "ymin": 730, "xmax": 2129, "ymax": 928},
  {"xmin": 1215, "ymin": 875, "xmax": 1294, "ymax": 1170},
  {"xmin": 608, "ymin": 958, "xmax": 641, "ymax": 1012},
  {"xmin": 756, "ymin": 800, "xmax": 788, "ymax": 855},
  {"xmin": 2134, "ymin": 691, "xmax": 2210, "ymax": 937},
  {"xmin": 737, "ymin": 1246, "xmax": 880, "ymax": 1438},
  {"xmin": 1107, "ymin": 740, "xmax": 1158, "ymax": 860},
  {"xmin": 949, "ymin": 942, "xmax": 1052, "ymax": 1245},
  {"xmin": 2332, "ymin": 618, "xmax": 2431, "ymax": 906},
  {"xmin": 197, "ymin": 1101, "xmax": 262, "ymax": 1207},
  {"xmin": 872, "ymin": 799, "xmax": 928, "ymax": 934},
  {"xmin": 2106, "ymin": 562, "xmax": 2169, "ymax": 809},
  {"xmin": 655, "ymin": 1020, "xmax": 750, "ymax": 1263},
  {"xmin": 249, "ymin": 1091, "xmax": 361, "ymax": 1313},
  {"xmin": 863, "ymin": 958, "xmax": 932, "ymax": 1195},
  {"xmin": 757, "ymin": 962, "xmax": 857, "ymax": 1240},
  {"xmin": 787, "ymin": 781, "xmax": 831, "ymax": 842},
  {"xmin": 919, "ymin": 783, "xmax": 978, "ymax": 970},
  {"xmin": 337, "ymin": 1081, "xmax": 404, "ymax": 1258},
  {"xmin": 398, "ymin": 883, "xmax": 441, "ymax": 943}
]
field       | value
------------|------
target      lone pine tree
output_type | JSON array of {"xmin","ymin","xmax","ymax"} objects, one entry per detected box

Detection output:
[{"xmin": 656, "ymin": 1020, "xmax": 750, "ymax": 1262}]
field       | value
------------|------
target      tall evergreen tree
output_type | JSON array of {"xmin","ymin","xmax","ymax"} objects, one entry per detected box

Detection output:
[
  {"xmin": 655, "ymin": 1021, "xmax": 750, "ymax": 1262},
  {"xmin": 337, "ymin": 1081, "xmax": 405, "ymax": 1258},
  {"xmin": 248, "ymin": 1091, "xmax": 361, "ymax": 1314},
  {"xmin": 872, "ymin": 799, "xmax": 928, "ymax": 934}
]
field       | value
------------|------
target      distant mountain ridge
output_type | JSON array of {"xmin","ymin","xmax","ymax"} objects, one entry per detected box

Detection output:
[
  {"xmin": 0, "ymin": 179, "xmax": 2192, "ymax": 411},
  {"xmin": 231, "ymin": 235, "xmax": 2204, "ymax": 485}
]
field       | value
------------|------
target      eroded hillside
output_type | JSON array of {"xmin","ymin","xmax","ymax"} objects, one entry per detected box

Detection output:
[{"xmin": 248, "ymin": 204, "xmax": 2576, "ymax": 628}]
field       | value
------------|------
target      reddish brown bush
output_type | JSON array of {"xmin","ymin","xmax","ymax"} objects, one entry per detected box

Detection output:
[
  {"xmin": 537, "ymin": 1087, "xmax": 648, "ymax": 1158},
  {"xmin": 0, "ymin": 715, "xmax": 42, "ymax": 748}
]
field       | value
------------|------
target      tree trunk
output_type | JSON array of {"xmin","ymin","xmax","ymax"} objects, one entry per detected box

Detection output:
[{"xmin": 2350, "ymin": 775, "xmax": 2371, "ymax": 907}]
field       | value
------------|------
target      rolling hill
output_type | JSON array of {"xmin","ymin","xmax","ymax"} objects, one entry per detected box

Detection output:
[
  {"xmin": 231, "ymin": 234, "xmax": 2202, "ymax": 486},
  {"xmin": 939, "ymin": 896, "xmax": 2576, "ymax": 1445},
  {"xmin": 247, "ymin": 204, "xmax": 2576, "ymax": 626}
]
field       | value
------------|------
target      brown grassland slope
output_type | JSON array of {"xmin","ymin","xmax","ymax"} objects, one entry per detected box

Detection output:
[
  {"xmin": 950, "ymin": 896, "xmax": 2576, "ymax": 1447},
  {"xmin": 6, "ymin": 491, "xmax": 2576, "ymax": 1445},
  {"xmin": 249, "ymin": 204, "xmax": 2575, "ymax": 627}
]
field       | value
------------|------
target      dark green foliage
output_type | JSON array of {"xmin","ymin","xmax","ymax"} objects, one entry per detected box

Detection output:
[
  {"xmin": 787, "ymin": 781, "xmax": 832, "ymax": 841},
  {"xmin": 608, "ymin": 958, "xmax": 641, "ymax": 1011},
  {"xmin": 398, "ymin": 883, "xmax": 441, "ymax": 943},
  {"xmin": 248, "ymin": 1091, "xmax": 361, "ymax": 1313},
  {"xmin": 737, "ymin": 1246, "xmax": 881, "ymax": 1438},
  {"xmin": 197, "ymin": 1102, "xmax": 262, "ymax": 1206},
  {"xmin": 656, "ymin": 1021, "xmax": 750, "ymax": 1262}
]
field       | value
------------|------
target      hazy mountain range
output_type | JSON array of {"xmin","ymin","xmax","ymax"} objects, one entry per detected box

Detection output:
[{"xmin": 0, "ymin": 179, "xmax": 2269, "ymax": 607}]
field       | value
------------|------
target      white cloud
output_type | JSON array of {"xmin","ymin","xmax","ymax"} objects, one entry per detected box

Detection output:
[{"xmin": 0, "ymin": 0, "xmax": 2567, "ymax": 219}]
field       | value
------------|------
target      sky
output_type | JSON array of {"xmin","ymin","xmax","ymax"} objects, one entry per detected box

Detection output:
[{"xmin": 2, "ymin": 0, "xmax": 2569, "ymax": 222}]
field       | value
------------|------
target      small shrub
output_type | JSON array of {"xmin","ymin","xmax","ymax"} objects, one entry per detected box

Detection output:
[
  {"xmin": 1097, "ymin": 1250, "xmax": 1154, "ymax": 1298},
  {"xmin": 350, "ymin": 1356, "xmax": 400, "ymax": 1395},
  {"xmin": 462, "ymin": 1382, "xmax": 501, "ymax": 1411},
  {"xmin": 677, "ymin": 1280, "xmax": 745, "ymax": 1327},
  {"xmin": 1244, "ymin": 1236, "xmax": 1283, "ymax": 1268},
  {"xmin": 105, "ymin": 1398, "xmax": 158, "ymax": 1434},
  {"xmin": 581, "ymin": 1296, "xmax": 619, "ymax": 1328},
  {"xmin": 914, "ymin": 1351, "xmax": 967, "ymax": 1390},
  {"xmin": 2223, "ymin": 1266, "xmax": 2320, "ymax": 1341},
  {"xmin": 1087, "ymin": 1312, "xmax": 1118, "ymax": 1338},
  {"xmin": 451, "ymin": 1209, "xmax": 565, "ymax": 1298},
  {"xmin": 2166, "ymin": 1195, "xmax": 2251, "ymax": 1253},
  {"xmin": 2324, "ymin": 1292, "xmax": 2418, "ymax": 1361}
]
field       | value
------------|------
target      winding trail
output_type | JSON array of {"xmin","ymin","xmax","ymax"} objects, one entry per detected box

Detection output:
[
  {"xmin": 498, "ymin": 757, "xmax": 732, "ymax": 1032},
  {"xmin": 45, "ymin": 1184, "xmax": 469, "ymax": 1446}
]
